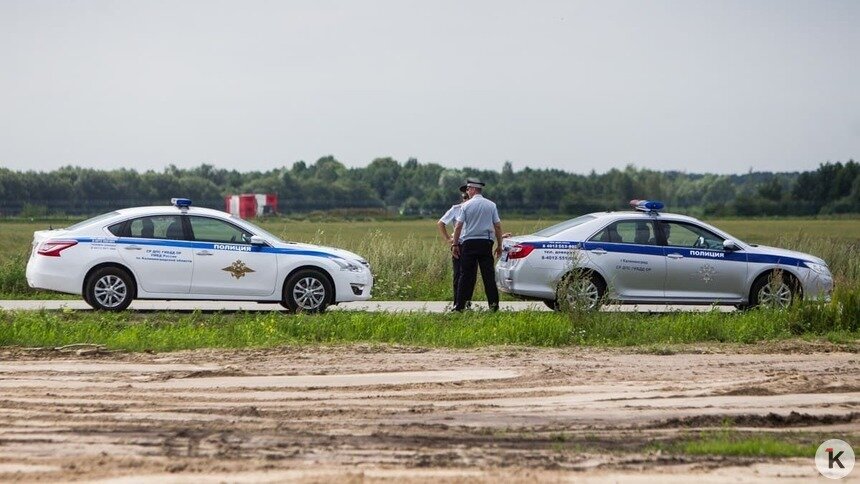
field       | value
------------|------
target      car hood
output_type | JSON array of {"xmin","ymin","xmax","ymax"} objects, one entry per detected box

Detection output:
[
  {"xmin": 271, "ymin": 241, "xmax": 366, "ymax": 262},
  {"xmin": 747, "ymin": 244, "xmax": 826, "ymax": 266}
]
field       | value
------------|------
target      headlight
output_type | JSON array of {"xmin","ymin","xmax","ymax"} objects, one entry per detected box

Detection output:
[
  {"xmin": 805, "ymin": 262, "xmax": 830, "ymax": 275},
  {"xmin": 333, "ymin": 258, "xmax": 363, "ymax": 272}
]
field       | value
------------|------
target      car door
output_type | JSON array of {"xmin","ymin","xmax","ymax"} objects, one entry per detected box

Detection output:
[
  {"xmin": 116, "ymin": 215, "xmax": 193, "ymax": 294},
  {"xmin": 658, "ymin": 220, "xmax": 748, "ymax": 300},
  {"xmin": 187, "ymin": 216, "xmax": 278, "ymax": 297},
  {"xmin": 582, "ymin": 219, "xmax": 666, "ymax": 300}
]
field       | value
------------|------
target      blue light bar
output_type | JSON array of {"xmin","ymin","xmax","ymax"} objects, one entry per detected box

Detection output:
[
  {"xmin": 171, "ymin": 198, "xmax": 192, "ymax": 208},
  {"xmin": 629, "ymin": 199, "xmax": 664, "ymax": 212}
]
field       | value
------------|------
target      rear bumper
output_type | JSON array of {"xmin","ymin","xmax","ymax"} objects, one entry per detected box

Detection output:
[
  {"xmin": 26, "ymin": 256, "xmax": 82, "ymax": 295},
  {"xmin": 496, "ymin": 265, "xmax": 556, "ymax": 300}
]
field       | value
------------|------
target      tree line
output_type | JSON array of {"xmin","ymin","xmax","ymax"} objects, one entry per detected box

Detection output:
[{"xmin": 0, "ymin": 157, "xmax": 858, "ymax": 217}]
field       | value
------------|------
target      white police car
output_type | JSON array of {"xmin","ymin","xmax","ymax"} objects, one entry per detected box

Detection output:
[
  {"xmin": 496, "ymin": 200, "xmax": 833, "ymax": 310},
  {"xmin": 26, "ymin": 198, "xmax": 373, "ymax": 312}
]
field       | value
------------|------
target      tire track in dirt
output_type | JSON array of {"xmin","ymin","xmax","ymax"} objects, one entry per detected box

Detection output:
[{"xmin": 0, "ymin": 345, "xmax": 857, "ymax": 482}]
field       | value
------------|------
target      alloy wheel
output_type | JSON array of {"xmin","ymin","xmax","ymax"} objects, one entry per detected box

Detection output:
[
  {"xmin": 292, "ymin": 277, "xmax": 326, "ymax": 310},
  {"xmin": 93, "ymin": 275, "xmax": 128, "ymax": 309}
]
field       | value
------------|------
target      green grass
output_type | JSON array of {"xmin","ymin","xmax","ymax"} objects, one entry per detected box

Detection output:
[
  {"xmin": 0, "ymin": 310, "xmax": 574, "ymax": 351},
  {"xmin": 658, "ymin": 430, "xmax": 821, "ymax": 458},
  {"xmin": 678, "ymin": 436, "xmax": 814, "ymax": 457},
  {"xmin": 3, "ymin": 217, "xmax": 859, "ymax": 300},
  {"xmin": 2, "ymin": 288, "xmax": 857, "ymax": 351}
]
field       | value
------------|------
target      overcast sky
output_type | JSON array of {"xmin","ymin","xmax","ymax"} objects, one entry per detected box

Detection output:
[{"xmin": 1, "ymin": 0, "xmax": 857, "ymax": 175}]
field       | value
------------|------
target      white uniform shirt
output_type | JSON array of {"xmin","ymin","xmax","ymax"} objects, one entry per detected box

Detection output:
[
  {"xmin": 455, "ymin": 194, "xmax": 500, "ymax": 243},
  {"xmin": 438, "ymin": 204, "xmax": 462, "ymax": 226}
]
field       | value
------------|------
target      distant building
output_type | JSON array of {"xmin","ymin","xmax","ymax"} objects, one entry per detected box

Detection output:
[{"xmin": 225, "ymin": 194, "xmax": 278, "ymax": 219}]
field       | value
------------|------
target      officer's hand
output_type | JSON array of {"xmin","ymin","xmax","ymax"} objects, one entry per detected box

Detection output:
[
  {"xmin": 451, "ymin": 245, "xmax": 460, "ymax": 259},
  {"xmin": 494, "ymin": 246, "xmax": 502, "ymax": 259}
]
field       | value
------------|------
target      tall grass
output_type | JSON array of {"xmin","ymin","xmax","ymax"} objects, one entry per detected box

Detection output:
[
  {"xmin": 1, "ymin": 301, "xmax": 857, "ymax": 351},
  {"xmin": 565, "ymin": 284, "xmax": 860, "ymax": 346},
  {"xmin": 0, "ymin": 310, "xmax": 573, "ymax": 351},
  {"xmin": 2, "ymin": 219, "xmax": 859, "ymax": 303},
  {"xmin": 771, "ymin": 233, "xmax": 860, "ymax": 284},
  {"xmin": 0, "ymin": 251, "xmax": 30, "ymax": 296}
]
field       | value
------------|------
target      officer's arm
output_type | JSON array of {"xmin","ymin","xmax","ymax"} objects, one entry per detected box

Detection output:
[
  {"xmin": 493, "ymin": 222, "xmax": 504, "ymax": 258},
  {"xmin": 451, "ymin": 221, "xmax": 464, "ymax": 258},
  {"xmin": 437, "ymin": 220, "xmax": 452, "ymax": 243}
]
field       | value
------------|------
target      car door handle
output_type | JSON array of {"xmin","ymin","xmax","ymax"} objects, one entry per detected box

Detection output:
[
  {"xmin": 667, "ymin": 253, "xmax": 684, "ymax": 259},
  {"xmin": 195, "ymin": 251, "xmax": 214, "ymax": 256},
  {"xmin": 589, "ymin": 249, "xmax": 607, "ymax": 255},
  {"xmin": 124, "ymin": 246, "xmax": 142, "ymax": 251}
]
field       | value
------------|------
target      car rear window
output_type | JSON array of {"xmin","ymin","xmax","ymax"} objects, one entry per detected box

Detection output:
[
  {"xmin": 533, "ymin": 215, "xmax": 596, "ymax": 237},
  {"xmin": 66, "ymin": 211, "xmax": 120, "ymax": 231}
]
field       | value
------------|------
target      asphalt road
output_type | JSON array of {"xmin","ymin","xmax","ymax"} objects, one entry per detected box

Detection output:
[{"xmin": 0, "ymin": 300, "xmax": 732, "ymax": 313}]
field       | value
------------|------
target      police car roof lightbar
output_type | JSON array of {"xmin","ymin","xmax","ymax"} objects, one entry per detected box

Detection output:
[
  {"xmin": 171, "ymin": 198, "xmax": 192, "ymax": 208},
  {"xmin": 630, "ymin": 199, "xmax": 664, "ymax": 212}
]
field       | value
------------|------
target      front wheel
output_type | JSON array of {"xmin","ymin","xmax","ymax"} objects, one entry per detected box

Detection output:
[
  {"xmin": 749, "ymin": 270, "xmax": 800, "ymax": 309},
  {"xmin": 282, "ymin": 269, "xmax": 333, "ymax": 313},
  {"xmin": 85, "ymin": 267, "xmax": 135, "ymax": 311}
]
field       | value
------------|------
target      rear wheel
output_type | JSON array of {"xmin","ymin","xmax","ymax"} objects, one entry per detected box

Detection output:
[
  {"xmin": 85, "ymin": 267, "xmax": 134, "ymax": 311},
  {"xmin": 558, "ymin": 271, "xmax": 606, "ymax": 311},
  {"xmin": 749, "ymin": 270, "xmax": 800, "ymax": 309},
  {"xmin": 282, "ymin": 269, "xmax": 333, "ymax": 313}
]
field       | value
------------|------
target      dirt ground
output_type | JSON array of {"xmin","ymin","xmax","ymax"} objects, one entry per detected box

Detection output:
[{"xmin": 0, "ymin": 342, "xmax": 857, "ymax": 483}]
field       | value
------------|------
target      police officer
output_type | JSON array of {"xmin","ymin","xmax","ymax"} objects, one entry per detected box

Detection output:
[
  {"xmin": 437, "ymin": 186, "xmax": 469, "ymax": 308},
  {"xmin": 451, "ymin": 178, "xmax": 503, "ymax": 312}
]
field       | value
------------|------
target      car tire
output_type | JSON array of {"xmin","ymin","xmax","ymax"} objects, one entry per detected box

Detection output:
[
  {"xmin": 543, "ymin": 299, "xmax": 559, "ymax": 311},
  {"xmin": 748, "ymin": 270, "xmax": 800, "ymax": 309},
  {"xmin": 85, "ymin": 267, "xmax": 135, "ymax": 311},
  {"xmin": 82, "ymin": 285, "xmax": 96, "ymax": 309},
  {"xmin": 282, "ymin": 269, "xmax": 333, "ymax": 313},
  {"xmin": 558, "ymin": 271, "xmax": 606, "ymax": 311}
]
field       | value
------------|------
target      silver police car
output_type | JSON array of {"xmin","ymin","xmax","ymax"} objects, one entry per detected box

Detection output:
[{"xmin": 496, "ymin": 200, "xmax": 833, "ymax": 310}]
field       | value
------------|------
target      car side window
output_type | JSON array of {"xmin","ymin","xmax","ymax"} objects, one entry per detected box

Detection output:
[
  {"xmin": 107, "ymin": 222, "xmax": 125, "ymax": 236},
  {"xmin": 589, "ymin": 220, "xmax": 657, "ymax": 245},
  {"xmin": 128, "ymin": 216, "xmax": 184, "ymax": 240},
  {"xmin": 189, "ymin": 217, "xmax": 251, "ymax": 244},
  {"xmin": 658, "ymin": 221, "xmax": 723, "ymax": 249}
]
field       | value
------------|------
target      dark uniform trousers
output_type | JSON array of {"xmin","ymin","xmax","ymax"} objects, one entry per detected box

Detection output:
[
  {"xmin": 452, "ymin": 255, "xmax": 463, "ymax": 308},
  {"xmin": 455, "ymin": 239, "xmax": 500, "ymax": 311}
]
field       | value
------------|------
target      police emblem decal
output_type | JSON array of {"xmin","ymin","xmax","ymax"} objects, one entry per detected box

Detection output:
[
  {"xmin": 698, "ymin": 264, "xmax": 717, "ymax": 283},
  {"xmin": 222, "ymin": 260, "xmax": 256, "ymax": 279}
]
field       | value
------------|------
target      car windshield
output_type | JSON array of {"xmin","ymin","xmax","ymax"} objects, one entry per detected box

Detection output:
[
  {"xmin": 533, "ymin": 215, "xmax": 596, "ymax": 237},
  {"xmin": 65, "ymin": 211, "xmax": 120, "ymax": 231},
  {"xmin": 234, "ymin": 217, "xmax": 285, "ymax": 243}
]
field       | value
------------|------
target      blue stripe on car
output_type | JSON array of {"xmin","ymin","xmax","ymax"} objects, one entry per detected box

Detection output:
[
  {"xmin": 74, "ymin": 237, "xmax": 341, "ymax": 259},
  {"xmin": 519, "ymin": 240, "xmax": 811, "ymax": 267}
]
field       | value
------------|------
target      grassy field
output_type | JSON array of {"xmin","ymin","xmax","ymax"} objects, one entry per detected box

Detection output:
[
  {"xmin": 2, "ymin": 289, "xmax": 857, "ymax": 350},
  {"xmin": 1, "ymin": 216, "xmax": 859, "ymax": 350},
  {"xmin": 3, "ymin": 216, "xmax": 859, "ymax": 300}
]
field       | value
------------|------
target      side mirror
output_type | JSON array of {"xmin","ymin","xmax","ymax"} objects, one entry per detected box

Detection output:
[
  {"xmin": 249, "ymin": 235, "xmax": 268, "ymax": 246},
  {"xmin": 723, "ymin": 239, "xmax": 739, "ymax": 251}
]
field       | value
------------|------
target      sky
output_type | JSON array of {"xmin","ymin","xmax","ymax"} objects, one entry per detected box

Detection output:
[{"xmin": 0, "ymin": 0, "xmax": 857, "ymax": 175}]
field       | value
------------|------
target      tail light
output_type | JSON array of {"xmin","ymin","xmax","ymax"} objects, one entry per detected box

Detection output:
[
  {"xmin": 506, "ymin": 243, "xmax": 535, "ymax": 260},
  {"xmin": 37, "ymin": 240, "xmax": 78, "ymax": 257}
]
